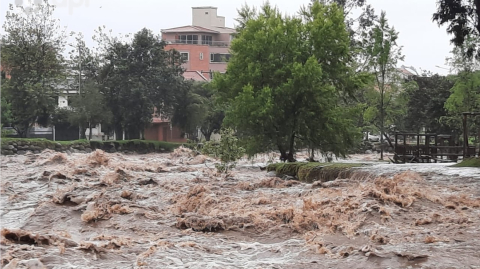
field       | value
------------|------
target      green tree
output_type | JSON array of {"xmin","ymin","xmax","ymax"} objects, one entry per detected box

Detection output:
[
  {"xmin": 171, "ymin": 81, "xmax": 225, "ymax": 141},
  {"xmin": 96, "ymin": 28, "xmax": 185, "ymax": 139},
  {"xmin": 1, "ymin": 87, "xmax": 12, "ymax": 127},
  {"xmin": 443, "ymin": 40, "xmax": 480, "ymax": 141},
  {"xmin": 433, "ymin": 0, "xmax": 480, "ymax": 59},
  {"xmin": 67, "ymin": 81, "xmax": 112, "ymax": 140},
  {"xmin": 202, "ymin": 128, "xmax": 245, "ymax": 173},
  {"xmin": 443, "ymin": 71, "xmax": 480, "ymax": 140},
  {"xmin": 403, "ymin": 73, "xmax": 454, "ymax": 133},
  {"xmin": 1, "ymin": 1, "xmax": 66, "ymax": 137},
  {"xmin": 171, "ymin": 81, "xmax": 209, "ymax": 139},
  {"xmin": 214, "ymin": 2, "xmax": 362, "ymax": 162},
  {"xmin": 200, "ymin": 106, "xmax": 225, "ymax": 142},
  {"xmin": 362, "ymin": 11, "xmax": 404, "ymax": 159}
]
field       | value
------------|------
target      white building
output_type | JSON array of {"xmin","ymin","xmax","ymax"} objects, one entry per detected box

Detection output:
[{"xmin": 57, "ymin": 89, "xmax": 104, "ymax": 141}]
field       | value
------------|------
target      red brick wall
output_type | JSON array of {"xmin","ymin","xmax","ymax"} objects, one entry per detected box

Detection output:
[
  {"xmin": 144, "ymin": 125, "xmax": 159, "ymax": 141},
  {"xmin": 165, "ymin": 44, "xmax": 210, "ymax": 72},
  {"xmin": 144, "ymin": 123, "xmax": 187, "ymax": 143}
]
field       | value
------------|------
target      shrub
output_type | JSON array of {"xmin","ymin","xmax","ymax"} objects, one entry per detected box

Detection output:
[
  {"xmin": 453, "ymin": 158, "xmax": 480, "ymax": 168},
  {"xmin": 202, "ymin": 128, "xmax": 245, "ymax": 173},
  {"xmin": 267, "ymin": 162, "xmax": 364, "ymax": 182}
]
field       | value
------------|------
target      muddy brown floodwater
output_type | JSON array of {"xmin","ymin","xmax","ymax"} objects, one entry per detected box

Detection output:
[{"xmin": 1, "ymin": 148, "xmax": 479, "ymax": 269}]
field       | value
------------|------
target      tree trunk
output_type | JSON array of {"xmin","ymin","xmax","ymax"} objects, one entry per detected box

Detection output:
[
  {"xmin": 204, "ymin": 132, "xmax": 212, "ymax": 142},
  {"xmin": 309, "ymin": 147, "xmax": 316, "ymax": 162},
  {"xmin": 380, "ymin": 83, "xmax": 385, "ymax": 160},
  {"xmin": 287, "ymin": 132, "xmax": 296, "ymax": 162},
  {"xmin": 88, "ymin": 122, "xmax": 92, "ymax": 140},
  {"xmin": 79, "ymin": 123, "xmax": 86, "ymax": 140},
  {"xmin": 17, "ymin": 126, "xmax": 27, "ymax": 138},
  {"xmin": 279, "ymin": 148, "xmax": 288, "ymax": 162}
]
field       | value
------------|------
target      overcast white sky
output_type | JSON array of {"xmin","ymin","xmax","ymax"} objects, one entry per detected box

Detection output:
[{"xmin": 1, "ymin": 0, "xmax": 453, "ymax": 75}]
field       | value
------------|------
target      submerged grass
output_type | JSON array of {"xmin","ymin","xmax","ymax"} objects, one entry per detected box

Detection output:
[
  {"xmin": 453, "ymin": 158, "xmax": 480, "ymax": 168},
  {"xmin": 267, "ymin": 162, "xmax": 365, "ymax": 182}
]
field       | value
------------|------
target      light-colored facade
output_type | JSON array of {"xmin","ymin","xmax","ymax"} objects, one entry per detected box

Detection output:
[
  {"xmin": 161, "ymin": 7, "xmax": 235, "ymax": 80},
  {"xmin": 192, "ymin": 6, "xmax": 226, "ymax": 28}
]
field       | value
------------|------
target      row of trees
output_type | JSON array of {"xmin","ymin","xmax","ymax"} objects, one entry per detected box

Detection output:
[
  {"xmin": 1, "ymin": 0, "xmax": 479, "ymax": 161},
  {"xmin": 1, "ymin": 1, "xmax": 218, "ymax": 140}
]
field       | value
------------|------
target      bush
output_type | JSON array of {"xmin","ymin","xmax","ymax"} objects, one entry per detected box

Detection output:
[
  {"xmin": 202, "ymin": 128, "xmax": 245, "ymax": 173},
  {"xmin": 267, "ymin": 162, "xmax": 364, "ymax": 182},
  {"xmin": 453, "ymin": 158, "xmax": 480, "ymax": 167}
]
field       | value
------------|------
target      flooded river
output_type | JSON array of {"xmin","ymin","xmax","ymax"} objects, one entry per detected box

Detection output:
[{"xmin": 1, "ymin": 149, "xmax": 479, "ymax": 268}]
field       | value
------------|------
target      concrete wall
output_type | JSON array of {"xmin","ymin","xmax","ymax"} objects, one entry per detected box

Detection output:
[
  {"xmin": 216, "ymin": 33, "xmax": 232, "ymax": 43},
  {"xmin": 192, "ymin": 7, "xmax": 225, "ymax": 27},
  {"xmin": 58, "ymin": 96, "xmax": 69, "ymax": 108}
]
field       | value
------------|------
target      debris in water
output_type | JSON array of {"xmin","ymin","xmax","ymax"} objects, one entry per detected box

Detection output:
[{"xmin": 86, "ymin": 149, "xmax": 109, "ymax": 167}]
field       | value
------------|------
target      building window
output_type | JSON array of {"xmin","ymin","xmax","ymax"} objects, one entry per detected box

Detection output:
[
  {"xmin": 177, "ymin": 35, "xmax": 198, "ymax": 44},
  {"xmin": 200, "ymin": 52, "xmax": 203, "ymax": 60},
  {"xmin": 202, "ymin": 35, "xmax": 213, "ymax": 45},
  {"xmin": 180, "ymin": 52, "xmax": 189, "ymax": 62},
  {"xmin": 210, "ymin": 53, "xmax": 231, "ymax": 63}
]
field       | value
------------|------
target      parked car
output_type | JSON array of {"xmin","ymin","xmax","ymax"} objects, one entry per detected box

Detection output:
[{"xmin": 364, "ymin": 132, "xmax": 380, "ymax": 142}]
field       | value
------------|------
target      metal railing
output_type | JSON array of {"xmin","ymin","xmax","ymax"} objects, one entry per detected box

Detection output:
[{"xmin": 163, "ymin": 39, "xmax": 230, "ymax": 47}]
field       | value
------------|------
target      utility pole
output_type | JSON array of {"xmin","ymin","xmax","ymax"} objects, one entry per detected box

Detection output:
[
  {"xmin": 79, "ymin": 43, "xmax": 82, "ymax": 94},
  {"xmin": 78, "ymin": 44, "xmax": 82, "ymax": 139}
]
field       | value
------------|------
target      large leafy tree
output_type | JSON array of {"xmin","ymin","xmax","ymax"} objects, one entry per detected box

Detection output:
[
  {"xmin": 59, "ymin": 33, "xmax": 103, "ymax": 139},
  {"xmin": 171, "ymin": 81, "xmax": 225, "ymax": 141},
  {"xmin": 403, "ymin": 73, "xmax": 454, "ymax": 133},
  {"xmin": 1, "ymin": 75, "xmax": 12, "ymax": 127},
  {"xmin": 66, "ymin": 81, "xmax": 112, "ymax": 140},
  {"xmin": 214, "ymin": 2, "xmax": 362, "ymax": 162},
  {"xmin": 443, "ymin": 71, "xmax": 480, "ymax": 139},
  {"xmin": 96, "ymin": 28, "xmax": 185, "ymax": 139},
  {"xmin": 200, "ymin": 105, "xmax": 225, "ymax": 142},
  {"xmin": 442, "ymin": 40, "xmax": 480, "ymax": 141},
  {"xmin": 433, "ymin": 0, "xmax": 480, "ymax": 59},
  {"xmin": 171, "ymin": 81, "xmax": 209, "ymax": 139},
  {"xmin": 1, "ymin": 1, "xmax": 66, "ymax": 137},
  {"xmin": 362, "ymin": 11, "xmax": 404, "ymax": 159}
]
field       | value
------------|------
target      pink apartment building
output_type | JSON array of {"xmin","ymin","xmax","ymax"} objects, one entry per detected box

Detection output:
[
  {"xmin": 145, "ymin": 7, "xmax": 234, "ymax": 142},
  {"xmin": 161, "ymin": 6, "xmax": 235, "ymax": 81}
]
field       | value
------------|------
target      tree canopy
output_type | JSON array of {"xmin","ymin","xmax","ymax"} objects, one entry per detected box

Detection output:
[
  {"xmin": 214, "ymin": 2, "xmax": 363, "ymax": 162},
  {"xmin": 1, "ymin": 0, "xmax": 66, "ymax": 137},
  {"xmin": 433, "ymin": 0, "xmax": 480, "ymax": 59},
  {"xmin": 66, "ymin": 81, "xmax": 112, "ymax": 140},
  {"xmin": 96, "ymin": 28, "xmax": 185, "ymax": 139},
  {"xmin": 403, "ymin": 74, "xmax": 454, "ymax": 134},
  {"xmin": 361, "ymin": 11, "xmax": 404, "ymax": 159}
]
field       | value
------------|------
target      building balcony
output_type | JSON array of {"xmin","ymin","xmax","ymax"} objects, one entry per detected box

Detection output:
[{"xmin": 164, "ymin": 39, "xmax": 230, "ymax": 47}]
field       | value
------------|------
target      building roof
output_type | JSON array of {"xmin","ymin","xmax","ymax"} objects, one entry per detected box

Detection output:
[
  {"xmin": 152, "ymin": 117, "xmax": 170, "ymax": 123},
  {"xmin": 397, "ymin": 65, "xmax": 418, "ymax": 77},
  {"xmin": 162, "ymin": 25, "xmax": 235, "ymax": 34},
  {"xmin": 183, "ymin": 70, "xmax": 208, "ymax": 81},
  {"xmin": 192, "ymin": 6, "xmax": 217, "ymax": 9},
  {"xmin": 162, "ymin": 25, "xmax": 219, "ymax": 34},
  {"xmin": 208, "ymin": 26, "xmax": 236, "ymax": 34}
]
